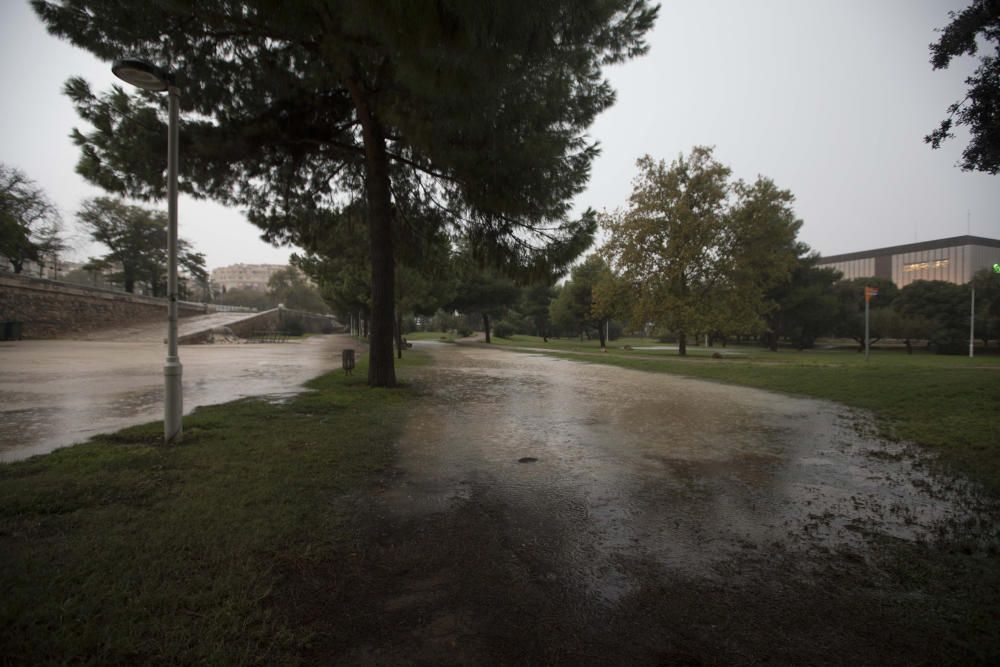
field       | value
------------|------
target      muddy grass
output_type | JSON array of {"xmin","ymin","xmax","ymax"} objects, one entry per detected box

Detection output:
[{"xmin": 278, "ymin": 495, "xmax": 999, "ymax": 665}]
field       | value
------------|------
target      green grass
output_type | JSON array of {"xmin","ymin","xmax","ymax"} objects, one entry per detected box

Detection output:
[
  {"xmin": 0, "ymin": 352, "xmax": 428, "ymax": 665},
  {"xmin": 405, "ymin": 330, "xmax": 458, "ymax": 342},
  {"xmin": 488, "ymin": 335, "xmax": 1000, "ymax": 492}
]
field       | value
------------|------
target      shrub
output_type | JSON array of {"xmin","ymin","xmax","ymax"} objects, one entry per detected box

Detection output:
[
  {"xmin": 493, "ymin": 321, "xmax": 515, "ymax": 339},
  {"xmin": 284, "ymin": 317, "xmax": 306, "ymax": 336}
]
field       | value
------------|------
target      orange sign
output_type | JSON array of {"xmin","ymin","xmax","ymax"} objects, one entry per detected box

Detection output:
[{"xmin": 864, "ymin": 286, "xmax": 879, "ymax": 302}]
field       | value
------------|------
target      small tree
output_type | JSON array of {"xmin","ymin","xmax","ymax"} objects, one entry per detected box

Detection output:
[
  {"xmin": 519, "ymin": 282, "xmax": 557, "ymax": 341},
  {"xmin": 764, "ymin": 256, "xmax": 841, "ymax": 350},
  {"xmin": 77, "ymin": 197, "xmax": 205, "ymax": 295},
  {"xmin": 895, "ymin": 280, "xmax": 969, "ymax": 354},
  {"xmin": 0, "ymin": 164, "xmax": 64, "ymax": 274},
  {"xmin": 601, "ymin": 148, "xmax": 732, "ymax": 355},
  {"xmin": 832, "ymin": 277, "xmax": 900, "ymax": 351},
  {"xmin": 448, "ymin": 263, "xmax": 520, "ymax": 344},
  {"xmin": 268, "ymin": 267, "xmax": 329, "ymax": 314},
  {"xmin": 971, "ymin": 267, "xmax": 1000, "ymax": 348},
  {"xmin": 872, "ymin": 308, "xmax": 935, "ymax": 355}
]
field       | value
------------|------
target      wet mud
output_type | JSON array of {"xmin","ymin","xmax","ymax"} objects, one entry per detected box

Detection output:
[
  {"xmin": 0, "ymin": 335, "xmax": 357, "ymax": 461},
  {"xmin": 284, "ymin": 343, "xmax": 999, "ymax": 665}
]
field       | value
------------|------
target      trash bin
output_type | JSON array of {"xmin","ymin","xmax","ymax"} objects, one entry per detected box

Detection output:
[
  {"xmin": 2, "ymin": 321, "xmax": 23, "ymax": 341},
  {"xmin": 342, "ymin": 349, "xmax": 356, "ymax": 375}
]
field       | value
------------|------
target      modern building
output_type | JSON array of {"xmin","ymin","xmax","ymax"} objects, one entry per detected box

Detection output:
[
  {"xmin": 210, "ymin": 263, "xmax": 288, "ymax": 292},
  {"xmin": 817, "ymin": 235, "xmax": 1000, "ymax": 288}
]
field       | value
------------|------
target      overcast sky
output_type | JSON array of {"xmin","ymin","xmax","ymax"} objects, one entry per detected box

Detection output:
[{"xmin": 1, "ymin": 0, "xmax": 997, "ymax": 272}]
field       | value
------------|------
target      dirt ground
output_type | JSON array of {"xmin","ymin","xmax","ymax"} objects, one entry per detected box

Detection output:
[{"xmin": 279, "ymin": 342, "xmax": 999, "ymax": 665}]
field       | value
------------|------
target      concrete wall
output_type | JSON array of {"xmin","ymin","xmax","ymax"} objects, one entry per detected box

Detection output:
[{"xmin": 0, "ymin": 272, "xmax": 207, "ymax": 339}]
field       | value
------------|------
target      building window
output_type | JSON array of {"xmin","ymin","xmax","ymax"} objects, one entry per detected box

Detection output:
[{"xmin": 903, "ymin": 259, "xmax": 948, "ymax": 272}]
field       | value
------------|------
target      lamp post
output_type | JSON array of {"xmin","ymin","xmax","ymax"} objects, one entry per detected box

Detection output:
[{"xmin": 112, "ymin": 58, "xmax": 183, "ymax": 443}]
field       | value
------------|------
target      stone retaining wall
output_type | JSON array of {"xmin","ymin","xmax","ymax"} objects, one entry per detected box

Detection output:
[{"xmin": 0, "ymin": 272, "xmax": 208, "ymax": 339}]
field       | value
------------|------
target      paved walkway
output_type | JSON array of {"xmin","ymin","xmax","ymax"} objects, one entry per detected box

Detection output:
[{"xmin": 320, "ymin": 341, "xmax": 996, "ymax": 664}]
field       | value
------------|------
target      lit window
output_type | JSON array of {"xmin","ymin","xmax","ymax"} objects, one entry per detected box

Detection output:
[
  {"xmin": 903, "ymin": 261, "xmax": 929, "ymax": 272},
  {"xmin": 932, "ymin": 259, "xmax": 949, "ymax": 268}
]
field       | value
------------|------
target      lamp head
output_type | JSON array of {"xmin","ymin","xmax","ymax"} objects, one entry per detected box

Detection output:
[{"xmin": 111, "ymin": 58, "xmax": 173, "ymax": 91}]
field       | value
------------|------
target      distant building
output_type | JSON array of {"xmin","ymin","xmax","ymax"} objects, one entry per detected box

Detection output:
[
  {"xmin": 210, "ymin": 263, "xmax": 288, "ymax": 292},
  {"xmin": 817, "ymin": 235, "xmax": 1000, "ymax": 289}
]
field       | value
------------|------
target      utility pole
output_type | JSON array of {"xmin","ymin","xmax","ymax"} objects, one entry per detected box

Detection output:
[
  {"xmin": 970, "ymin": 286, "xmax": 975, "ymax": 358},
  {"xmin": 864, "ymin": 294, "xmax": 870, "ymax": 361},
  {"xmin": 864, "ymin": 286, "xmax": 877, "ymax": 362}
]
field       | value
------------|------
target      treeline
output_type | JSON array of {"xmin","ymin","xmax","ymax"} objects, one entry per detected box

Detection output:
[
  {"xmin": 1, "ymin": 164, "xmax": 211, "ymax": 300},
  {"xmin": 306, "ymin": 147, "xmax": 998, "ymax": 356}
]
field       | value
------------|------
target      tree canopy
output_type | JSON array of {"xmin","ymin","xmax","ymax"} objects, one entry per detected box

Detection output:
[
  {"xmin": 600, "ymin": 147, "xmax": 805, "ymax": 355},
  {"xmin": 926, "ymin": 0, "xmax": 1000, "ymax": 174},
  {"xmin": 36, "ymin": 0, "xmax": 658, "ymax": 385},
  {"xmin": 78, "ymin": 196, "xmax": 207, "ymax": 296},
  {"xmin": 0, "ymin": 164, "xmax": 65, "ymax": 275},
  {"xmin": 549, "ymin": 254, "xmax": 614, "ymax": 347}
]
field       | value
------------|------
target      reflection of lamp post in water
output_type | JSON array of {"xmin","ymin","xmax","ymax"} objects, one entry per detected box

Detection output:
[{"xmin": 111, "ymin": 58, "xmax": 183, "ymax": 443}]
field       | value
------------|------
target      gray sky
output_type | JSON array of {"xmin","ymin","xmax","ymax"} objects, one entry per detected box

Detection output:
[{"xmin": 1, "ymin": 0, "xmax": 997, "ymax": 272}]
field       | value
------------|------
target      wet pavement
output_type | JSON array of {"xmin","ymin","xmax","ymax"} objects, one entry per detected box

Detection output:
[
  {"xmin": 391, "ymin": 343, "xmax": 977, "ymax": 578},
  {"xmin": 0, "ymin": 334, "xmax": 356, "ymax": 461},
  {"xmin": 311, "ymin": 341, "xmax": 998, "ymax": 665}
]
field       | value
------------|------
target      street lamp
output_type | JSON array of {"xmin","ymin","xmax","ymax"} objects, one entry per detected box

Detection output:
[{"xmin": 112, "ymin": 58, "xmax": 183, "ymax": 443}]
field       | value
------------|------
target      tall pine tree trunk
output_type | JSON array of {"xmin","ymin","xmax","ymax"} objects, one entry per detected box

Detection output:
[
  {"xmin": 598, "ymin": 318, "xmax": 607, "ymax": 350},
  {"xmin": 348, "ymin": 77, "xmax": 396, "ymax": 387},
  {"xmin": 678, "ymin": 331, "xmax": 687, "ymax": 356},
  {"xmin": 483, "ymin": 313, "xmax": 491, "ymax": 344}
]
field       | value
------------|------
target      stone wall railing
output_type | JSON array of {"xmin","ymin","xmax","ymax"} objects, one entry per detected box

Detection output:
[{"xmin": 0, "ymin": 272, "xmax": 208, "ymax": 339}]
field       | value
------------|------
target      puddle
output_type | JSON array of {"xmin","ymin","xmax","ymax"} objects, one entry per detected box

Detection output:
[
  {"xmin": 0, "ymin": 336, "xmax": 357, "ymax": 461},
  {"xmin": 383, "ymin": 344, "xmax": 995, "ymax": 604}
]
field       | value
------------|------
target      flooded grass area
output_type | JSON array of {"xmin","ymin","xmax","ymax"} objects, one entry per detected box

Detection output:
[
  {"xmin": 323, "ymin": 343, "xmax": 997, "ymax": 664},
  {"xmin": 490, "ymin": 334, "xmax": 1000, "ymax": 493},
  {"xmin": 2, "ymin": 343, "xmax": 998, "ymax": 664}
]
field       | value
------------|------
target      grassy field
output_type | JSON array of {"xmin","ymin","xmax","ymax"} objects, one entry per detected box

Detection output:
[
  {"xmin": 0, "ymin": 353, "xmax": 427, "ymax": 665},
  {"xmin": 487, "ymin": 334, "xmax": 1000, "ymax": 492},
  {"xmin": 405, "ymin": 330, "xmax": 460, "ymax": 342}
]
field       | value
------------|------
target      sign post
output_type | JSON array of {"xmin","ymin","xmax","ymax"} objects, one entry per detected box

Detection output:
[{"xmin": 864, "ymin": 286, "xmax": 878, "ymax": 361}]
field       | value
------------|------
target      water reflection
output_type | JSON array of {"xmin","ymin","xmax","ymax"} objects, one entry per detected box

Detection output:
[
  {"xmin": 387, "ymin": 342, "xmax": 988, "ymax": 603},
  {"xmin": 0, "ymin": 336, "xmax": 355, "ymax": 461}
]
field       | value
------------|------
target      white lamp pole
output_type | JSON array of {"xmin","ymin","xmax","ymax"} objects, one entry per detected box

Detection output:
[
  {"xmin": 112, "ymin": 58, "xmax": 183, "ymax": 443},
  {"xmin": 970, "ymin": 286, "xmax": 975, "ymax": 359}
]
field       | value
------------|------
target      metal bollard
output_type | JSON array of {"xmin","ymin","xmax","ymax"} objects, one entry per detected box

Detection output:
[{"xmin": 342, "ymin": 349, "xmax": 355, "ymax": 375}]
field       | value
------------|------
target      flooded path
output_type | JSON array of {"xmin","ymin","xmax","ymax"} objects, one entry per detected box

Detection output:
[
  {"xmin": 0, "ymin": 335, "xmax": 355, "ymax": 461},
  {"xmin": 318, "ymin": 342, "xmax": 998, "ymax": 665}
]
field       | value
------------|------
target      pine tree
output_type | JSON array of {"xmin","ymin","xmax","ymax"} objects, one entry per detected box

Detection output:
[{"xmin": 35, "ymin": 0, "xmax": 658, "ymax": 386}]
